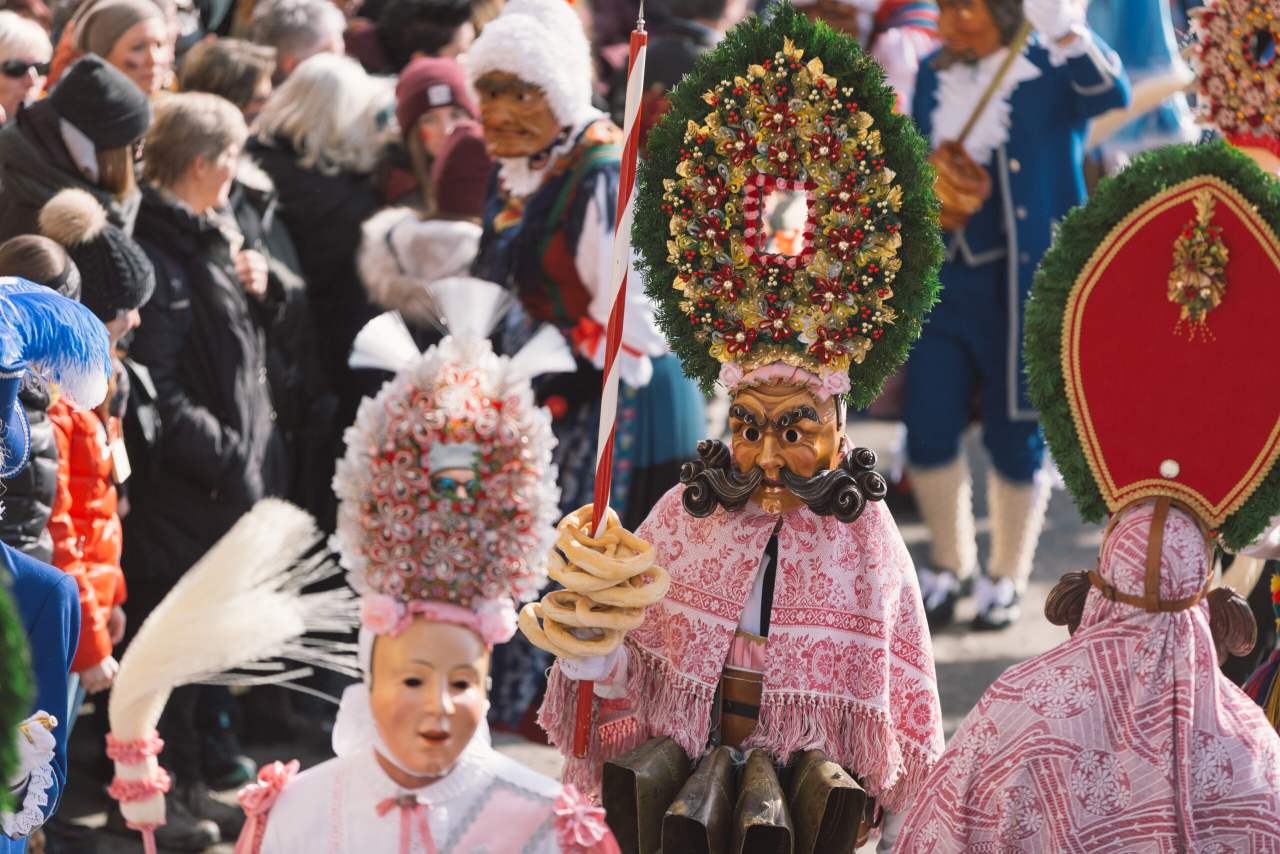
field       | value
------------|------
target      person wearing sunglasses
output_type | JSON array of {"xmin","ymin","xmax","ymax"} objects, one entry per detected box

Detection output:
[{"xmin": 0, "ymin": 11, "xmax": 50, "ymax": 125}]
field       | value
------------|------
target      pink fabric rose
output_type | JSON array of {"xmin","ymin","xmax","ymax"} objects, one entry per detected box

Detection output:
[
  {"xmin": 474, "ymin": 598, "xmax": 517, "ymax": 645},
  {"xmin": 554, "ymin": 785, "xmax": 614, "ymax": 852},
  {"xmin": 361, "ymin": 594, "xmax": 406, "ymax": 635},
  {"xmin": 817, "ymin": 369, "xmax": 851, "ymax": 399},
  {"xmin": 235, "ymin": 760, "xmax": 299, "ymax": 854},
  {"xmin": 238, "ymin": 760, "xmax": 299, "ymax": 816},
  {"xmin": 718, "ymin": 361, "xmax": 744, "ymax": 389}
]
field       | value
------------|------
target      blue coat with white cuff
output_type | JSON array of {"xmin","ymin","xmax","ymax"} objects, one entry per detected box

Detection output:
[
  {"xmin": 912, "ymin": 34, "xmax": 1130, "ymax": 420},
  {"xmin": 2, "ymin": 543, "xmax": 78, "ymax": 852}
]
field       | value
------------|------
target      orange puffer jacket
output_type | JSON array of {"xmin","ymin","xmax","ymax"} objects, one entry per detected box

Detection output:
[{"xmin": 48, "ymin": 396, "xmax": 125, "ymax": 673}]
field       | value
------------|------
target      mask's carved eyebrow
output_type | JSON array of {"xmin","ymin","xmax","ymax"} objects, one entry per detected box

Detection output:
[
  {"xmin": 475, "ymin": 76, "xmax": 541, "ymax": 98},
  {"xmin": 775, "ymin": 405, "xmax": 820, "ymax": 428},
  {"xmin": 729, "ymin": 404, "xmax": 762, "ymax": 428}
]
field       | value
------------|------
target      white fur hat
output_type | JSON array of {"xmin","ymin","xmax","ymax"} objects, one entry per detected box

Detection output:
[{"xmin": 461, "ymin": 0, "xmax": 596, "ymax": 129}]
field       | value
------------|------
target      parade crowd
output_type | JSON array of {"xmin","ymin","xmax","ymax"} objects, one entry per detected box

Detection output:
[{"xmin": 0, "ymin": 0, "xmax": 1278, "ymax": 851}]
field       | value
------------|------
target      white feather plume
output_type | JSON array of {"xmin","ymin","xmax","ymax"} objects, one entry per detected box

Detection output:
[
  {"xmin": 419, "ymin": 277, "xmax": 514, "ymax": 340},
  {"xmin": 506, "ymin": 323, "xmax": 576, "ymax": 384},
  {"xmin": 348, "ymin": 311, "xmax": 420, "ymax": 373},
  {"xmin": 110, "ymin": 498, "xmax": 358, "ymax": 748}
]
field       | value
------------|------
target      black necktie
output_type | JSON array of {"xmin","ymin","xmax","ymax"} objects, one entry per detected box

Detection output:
[{"xmin": 759, "ymin": 523, "xmax": 780, "ymax": 636}]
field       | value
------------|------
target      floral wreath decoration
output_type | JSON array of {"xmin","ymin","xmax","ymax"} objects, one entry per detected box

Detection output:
[
  {"xmin": 1193, "ymin": 0, "xmax": 1280, "ymax": 156},
  {"xmin": 632, "ymin": 2, "xmax": 942, "ymax": 409},
  {"xmin": 333, "ymin": 333, "xmax": 561, "ymax": 643}
]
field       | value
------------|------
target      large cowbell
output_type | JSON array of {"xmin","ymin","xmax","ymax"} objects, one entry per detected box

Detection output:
[{"xmin": 1086, "ymin": 0, "xmax": 1199, "ymax": 160}]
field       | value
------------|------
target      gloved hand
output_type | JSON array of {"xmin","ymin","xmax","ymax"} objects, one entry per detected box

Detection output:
[
  {"xmin": 559, "ymin": 645, "xmax": 624, "ymax": 682},
  {"xmin": 8, "ymin": 713, "xmax": 56, "ymax": 789},
  {"xmin": 1022, "ymin": 0, "xmax": 1086, "ymax": 41}
]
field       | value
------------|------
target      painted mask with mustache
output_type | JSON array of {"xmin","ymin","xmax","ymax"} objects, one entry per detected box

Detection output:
[{"xmin": 680, "ymin": 382, "xmax": 887, "ymax": 521}]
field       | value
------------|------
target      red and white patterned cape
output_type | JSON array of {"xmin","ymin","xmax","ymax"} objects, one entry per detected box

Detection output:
[
  {"xmin": 542, "ymin": 485, "xmax": 943, "ymax": 812},
  {"xmin": 898, "ymin": 501, "xmax": 1280, "ymax": 852}
]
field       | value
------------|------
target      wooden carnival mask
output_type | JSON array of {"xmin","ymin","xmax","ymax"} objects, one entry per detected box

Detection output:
[
  {"xmin": 369, "ymin": 619, "xmax": 490, "ymax": 784},
  {"xmin": 474, "ymin": 71, "xmax": 563, "ymax": 159},
  {"xmin": 728, "ymin": 382, "xmax": 842, "ymax": 514},
  {"xmin": 937, "ymin": 0, "xmax": 1005, "ymax": 62}
]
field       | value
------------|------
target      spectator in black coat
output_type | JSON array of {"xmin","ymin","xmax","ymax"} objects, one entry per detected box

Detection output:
[
  {"xmin": 0, "ymin": 55, "xmax": 151, "ymax": 243},
  {"xmin": 178, "ymin": 35, "xmax": 337, "ymax": 527},
  {"xmin": 247, "ymin": 52, "xmax": 392, "ymax": 523},
  {"xmin": 122, "ymin": 91, "xmax": 285, "ymax": 847},
  {"xmin": 0, "ymin": 235, "xmax": 81, "ymax": 563}
]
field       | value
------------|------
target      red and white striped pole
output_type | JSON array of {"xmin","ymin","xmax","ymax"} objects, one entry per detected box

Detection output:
[{"xmin": 574, "ymin": 8, "xmax": 648, "ymax": 759}]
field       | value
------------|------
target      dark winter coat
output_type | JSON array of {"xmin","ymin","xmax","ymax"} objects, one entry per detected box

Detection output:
[
  {"xmin": 228, "ymin": 160, "xmax": 338, "ymax": 527},
  {"xmin": 122, "ymin": 187, "xmax": 286, "ymax": 583},
  {"xmin": 0, "ymin": 379, "xmax": 58, "ymax": 562},
  {"xmin": 245, "ymin": 137, "xmax": 383, "ymax": 390},
  {"xmin": 0, "ymin": 100, "xmax": 141, "ymax": 244}
]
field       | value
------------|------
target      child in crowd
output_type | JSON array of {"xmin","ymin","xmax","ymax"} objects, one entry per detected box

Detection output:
[{"xmin": 36, "ymin": 187, "xmax": 153, "ymax": 719}]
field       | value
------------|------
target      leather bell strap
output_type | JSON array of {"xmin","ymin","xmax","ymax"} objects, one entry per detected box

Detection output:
[{"xmin": 1089, "ymin": 497, "xmax": 1213, "ymax": 613}]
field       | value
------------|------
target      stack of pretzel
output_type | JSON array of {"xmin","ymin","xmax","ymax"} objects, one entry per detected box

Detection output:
[{"xmin": 520, "ymin": 504, "xmax": 669, "ymax": 659}]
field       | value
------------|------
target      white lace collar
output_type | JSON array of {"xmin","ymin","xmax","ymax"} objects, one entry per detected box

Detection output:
[
  {"xmin": 930, "ymin": 47, "xmax": 1042, "ymax": 165},
  {"xmin": 495, "ymin": 111, "xmax": 605, "ymax": 198}
]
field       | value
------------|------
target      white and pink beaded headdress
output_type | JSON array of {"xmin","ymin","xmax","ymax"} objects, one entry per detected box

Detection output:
[{"xmin": 333, "ymin": 278, "xmax": 571, "ymax": 646}]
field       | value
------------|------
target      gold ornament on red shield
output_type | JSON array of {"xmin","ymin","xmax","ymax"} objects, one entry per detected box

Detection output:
[{"xmin": 1167, "ymin": 189, "xmax": 1230, "ymax": 341}]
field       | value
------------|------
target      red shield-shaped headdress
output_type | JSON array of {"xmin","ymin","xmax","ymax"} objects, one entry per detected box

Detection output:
[{"xmin": 1027, "ymin": 142, "xmax": 1280, "ymax": 548}]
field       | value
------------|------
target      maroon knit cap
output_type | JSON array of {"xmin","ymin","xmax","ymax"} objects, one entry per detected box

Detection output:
[
  {"xmin": 430, "ymin": 120, "xmax": 492, "ymax": 219},
  {"xmin": 395, "ymin": 56, "xmax": 477, "ymax": 136}
]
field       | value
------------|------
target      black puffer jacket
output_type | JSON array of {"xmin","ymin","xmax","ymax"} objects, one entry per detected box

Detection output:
[
  {"xmin": 122, "ymin": 187, "xmax": 286, "ymax": 583},
  {"xmin": 0, "ymin": 378, "xmax": 58, "ymax": 562}
]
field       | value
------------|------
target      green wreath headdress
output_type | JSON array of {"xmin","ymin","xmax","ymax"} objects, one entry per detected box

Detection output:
[
  {"xmin": 633, "ymin": 2, "xmax": 941, "ymax": 407},
  {"xmin": 1025, "ymin": 141, "xmax": 1280, "ymax": 549}
]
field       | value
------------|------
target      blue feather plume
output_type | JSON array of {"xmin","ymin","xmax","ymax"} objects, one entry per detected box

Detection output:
[{"xmin": 0, "ymin": 277, "xmax": 111, "ymax": 409}]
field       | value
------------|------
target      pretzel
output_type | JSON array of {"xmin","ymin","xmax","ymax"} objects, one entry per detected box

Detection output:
[
  {"xmin": 540, "ymin": 589, "xmax": 588, "ymax": 627},
  {"xmin": 548, "ymin": 550, "xmax": 618, "ymax": 593},
  {"xmin": 545, "ymin": 617, "xmax": 624, "ymax": 657},
  {"xmin": 576, "ymin": 596, "xmax": 645, "ymax": 632},
  {"xmin": 588, "ymin": 566, "xmax": 671, "ymax": 609},
  {"xmin": 519, "ymin": 602, "xmax": 578, "ymax": 658},
  {"xmin": 519, "ymin": 503, "xmax": 671, "ymax": 659},
  {"xmin": 558, "ymin": 506, "xmax": 656, "ymax": 581}
]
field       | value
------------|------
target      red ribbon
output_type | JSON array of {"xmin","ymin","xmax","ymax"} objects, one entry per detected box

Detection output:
[{"xmin": 375, "ymin": 795, "xmax": 437, "ymax": 854}]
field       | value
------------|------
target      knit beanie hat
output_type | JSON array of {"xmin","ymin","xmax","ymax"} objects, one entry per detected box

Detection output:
[
  {"xmin": 395, "ymin": 57, "xmax": 477, "ymax": 140},
  {"xmin": 38, "ymin": 189, "xmax": 155, "ymax": 321},
  {"xmin": 74, "ymin": 0, "xmax": 163, "ymax": 59},
  {"xmin": 430, "ymin": 120, "xmax": 492, "ymax": 220},
  {"xmin": 48, "ymin": 55, "xmax": 152, "ymax": 150}
]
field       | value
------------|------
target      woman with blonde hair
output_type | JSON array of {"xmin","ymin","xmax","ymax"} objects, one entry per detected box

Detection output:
[
  {"xmin": 248, "ymin": 52, "xmax": 392, "ymax": 517},
  {"xmin": 0, "ymin": 10, "xmax": 50, "ymax": 123}
]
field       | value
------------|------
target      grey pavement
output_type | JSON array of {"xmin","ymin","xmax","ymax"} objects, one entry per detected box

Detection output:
[{"xmin": 61, "ymin": 422, "xmax": 1099, "ymax": 852}]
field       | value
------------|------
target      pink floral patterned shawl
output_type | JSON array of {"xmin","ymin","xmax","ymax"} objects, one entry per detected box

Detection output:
[
  {"xmin": 898, "ymin": 501, "xmax": 1280, "ymax": 853},
  {"xmin": 541, "ymin": 485, "xmax": 943, "ymax": 812}
]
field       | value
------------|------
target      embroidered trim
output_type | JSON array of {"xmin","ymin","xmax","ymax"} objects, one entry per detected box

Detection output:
[{"xmin": 0, "ymin": 759, "xmax": 54, "ymax": 838}]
